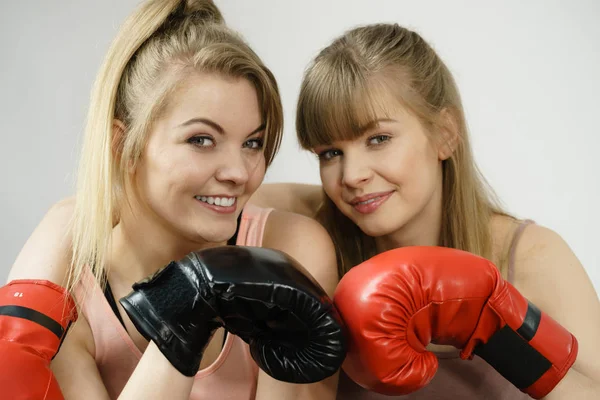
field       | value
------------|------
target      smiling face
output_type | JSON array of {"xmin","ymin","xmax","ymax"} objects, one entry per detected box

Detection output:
[
  {"xmin": 314, "ymin": 88, "xmax": 447, "ymax": 240},
  {"xmin": 131, "ymin": 72, "xmax": 266, "ymax": 245}
]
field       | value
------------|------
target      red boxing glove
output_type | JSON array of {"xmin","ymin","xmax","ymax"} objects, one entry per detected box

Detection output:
[
  {"xmin": 0, "ymin": 280, "xmax": 78, "ymax": 400},
  {"xmin": 333, "ymin": 246, "xmax": 578, "ymax": 398}
]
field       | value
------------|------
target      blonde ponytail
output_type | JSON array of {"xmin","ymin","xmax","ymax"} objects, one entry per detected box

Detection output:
[{"xmin": 69, "ymin": 0, "xmax": 282, "ymax": 293}]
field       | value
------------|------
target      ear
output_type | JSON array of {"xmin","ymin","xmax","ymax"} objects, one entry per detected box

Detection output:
[
  {"xmin": 112, "ymin": 119, "xmax": 126, "ymax": 159},
  {"xmin": 436, "ymin": 108, "xmax": 460, "ymax": 161}
]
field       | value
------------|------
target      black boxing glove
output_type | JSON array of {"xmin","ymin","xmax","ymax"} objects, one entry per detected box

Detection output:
[{"xmin": 119, "ymin": 246, "xmax": 346, "ymax": 383}]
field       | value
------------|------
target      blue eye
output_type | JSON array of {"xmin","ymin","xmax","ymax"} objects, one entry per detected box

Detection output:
[
  {"xmin": 243, "ymin": 138, "xmax": 264, "ymax": 150},
  {"xmin": 368, "ymin": 134, "xmax": 391, "ymax": 145},
  {"xmin": 188, "ymin": 136, "xmax": 215, "ymax": 147},
  {"xmin": 317, "ymin": 149, "xmax": 342, "ymax": 161}
]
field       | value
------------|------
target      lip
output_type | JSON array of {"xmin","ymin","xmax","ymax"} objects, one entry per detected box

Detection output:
[
  {"xmin": 194, "ymin": 195, "xmax": 238, "ymax": 214},
  {"xmin": 348, "ymin": 191, "xmax": 394, "ymax": 214}
]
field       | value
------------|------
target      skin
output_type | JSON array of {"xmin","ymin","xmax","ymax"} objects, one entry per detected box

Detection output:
[{"xmin": 8, "ymin": 72, "xmax": 339, "ymax": 400}]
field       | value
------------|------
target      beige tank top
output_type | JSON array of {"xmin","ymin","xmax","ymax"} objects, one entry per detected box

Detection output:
[
  {"xmin": 336, "ymin": 220, "xmax": 535, "ymax": 400},
  {"xmin": 74, "ymin": 204, "xmax": 273, "ymax": 399}
]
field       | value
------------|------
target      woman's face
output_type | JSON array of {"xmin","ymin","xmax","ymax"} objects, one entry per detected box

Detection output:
[
  {"xmin": 314, "ymin": 93, "xmax": 447, "ymax": 240},
  {"xmin": 132, "ymin": 72, "xmax": 266, "ymax": 245}
]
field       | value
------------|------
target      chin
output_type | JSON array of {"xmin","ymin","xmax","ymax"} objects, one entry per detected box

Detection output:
[
  {"xmin": 174, "ymin": 219, "xmax": 233, "ymax": 245},
  {"xmin": 353, "ymin": 215, "xmax": 408, "ymax": 238},
  {"xmin": 356, "ymin": 223, "xmax": 394, "ymax": 238},
  {"xmin": 192, "ymin": 230, "xmax": 233, "ymax": 245},
  {"xmin": 199, "ymin": 223, "xmax": 239, "ymax": 244}
]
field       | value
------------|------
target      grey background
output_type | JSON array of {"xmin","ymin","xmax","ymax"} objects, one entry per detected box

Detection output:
[{"xmin": 2, "ymin": 1, "xmax": 599, "ymax": 294}]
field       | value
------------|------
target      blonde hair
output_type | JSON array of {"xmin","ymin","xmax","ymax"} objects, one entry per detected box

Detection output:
[
  {"xmin": 69, "ymin": 0, "xmax": 283, "ymax": 293},
  {"xmin": 296, "ymin": 23, "xmax": 509, "ymax": 278}
]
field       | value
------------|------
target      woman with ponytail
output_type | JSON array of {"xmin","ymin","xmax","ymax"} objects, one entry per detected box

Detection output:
[{"xmin": 2, "ymin": 1, "xmax": 342, "ymax": 399}]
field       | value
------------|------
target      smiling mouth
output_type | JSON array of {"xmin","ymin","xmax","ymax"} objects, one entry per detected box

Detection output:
[
  {"xmin": 354, "ymin": 197, "xmax": 383, "ymax": 205},
  {"xmin": 194, "ymin": 196, "xmax": 236, "ymax": 207},
  {"xmin": 349, "ymin": 191, "xmax": 395, "ymax": 206},
  {"xmin": 348, "ymin": 191, "xmax": 394, "ymax": 215}
]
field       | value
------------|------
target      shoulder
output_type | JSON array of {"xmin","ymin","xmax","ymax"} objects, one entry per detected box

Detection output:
[
  {"xmin": 249, "ymin": 183, "xmax": 323, "ymax": 218},
  {"xmin": 7, "ymin": 196, "xmax": 76, "ymax": 285},
  {"xmin": 262, "ymin": 209, "xmax": 338, "ymax": 296},
  {"xmin": 509, "ymin": 222, "xmax": 597, "ymax": 326},
  {"xmin": 262, "ymin": 209, "xmax": 334, "ymax": 260},
  {"xmin": 510, "ymin": 222, "xmax": 600, "ymax": 381},
  {"xmin": 490, "ymin": 215, "xmax": 597, "ymax": 319},
  {"xmin": 512, "ymin": 223, "xmax": 581, "ymax": 285}
]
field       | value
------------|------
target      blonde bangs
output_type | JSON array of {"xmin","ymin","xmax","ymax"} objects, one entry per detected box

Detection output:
[{"xmin": 296, "ymin": 57, "xmax": 395, "ymax": 150}]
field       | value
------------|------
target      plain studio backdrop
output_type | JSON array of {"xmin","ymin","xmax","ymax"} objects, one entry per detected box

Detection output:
[{"xmin": 1, "ymin": 1, "xmax": 598, "ymax": 295}]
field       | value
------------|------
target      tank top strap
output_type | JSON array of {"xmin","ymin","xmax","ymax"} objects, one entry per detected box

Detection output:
[{"xmin": 507, "ymin": 219, "xmax": 535, "ymax": 283}]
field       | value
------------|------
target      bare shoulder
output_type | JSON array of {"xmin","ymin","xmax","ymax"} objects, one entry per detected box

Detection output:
[
  {"xmin": 509, "ymin": 222, "xmax": 599, "ymax": 305},
  {"xmin": 7, "ymin": 196, "xmax": 76, "ymax": 285},
  {"xmin": 262, "ymin": 209, "xmax": 338, "ymax": 296},
  {"xmin": 510, "ymin": 222, "xmax": 600, "ymax": 380},
  {"xmin": 511, "ymin": 223, "xmax": 588, "ymax": 285},
  {"xmin": 249, "ymin": 183, "xmax": 323, "ymax": 219},
  {"xmin": 508, "ymin": 222, "xmax": 597, "ymax": 304}
]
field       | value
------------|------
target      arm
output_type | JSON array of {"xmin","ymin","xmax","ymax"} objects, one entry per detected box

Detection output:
[
  {"xmin": 10, "ymin": 197, "xmax": 193, "ymax": 399},
  {"xmin": 512, "ymin": 225, "xmax": 600, "ymax": 399},
  {"xmin": 7, "ymin": 197, "xmax": 75, "ymax": 284},
  {"xmin": 258, "ymin": 210, "xmax": 340, "ymax": 400},
  {"xmin": 50, "ymin": 315, "xmax": 111, "ymax": 400},
  {"xmin": 51, "ymin": 312, "xmax": 195, "ymax": 400},
  {"xmin": 0, "ymin": 198, "xmax": 78, "ymax": 399},
  {"xmin": 249, "ymin": 183, "xmax": 323, "ymax": 219}
]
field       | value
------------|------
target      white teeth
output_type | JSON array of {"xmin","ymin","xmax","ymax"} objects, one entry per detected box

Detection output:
[
  {"xmin": 195, "ymin": 196, "xmax": 235, "ymax": 207},
  {"xmin": 358, "ymin": 198, "xmax": 378, "ymax": 205}
]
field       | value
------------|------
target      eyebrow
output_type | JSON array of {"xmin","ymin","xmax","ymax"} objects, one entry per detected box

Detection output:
[
  {"xmin": 357, "ymin": 118, "xmax": 397, "ymax": 135},
  {"xmin": 179, "ymin": 117, "xmax": 265, "ymax": 137}
]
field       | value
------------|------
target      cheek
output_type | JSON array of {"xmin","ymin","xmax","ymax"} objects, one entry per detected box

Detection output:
[
  {"xmin": 248, "ymin": 157, "xmax": 266, "ymax": 189},
  {"xmin": 319, "ymin": 164, "xmax": 345, "ymax": 209},
  {"xmin": 139, "ymin": 146, "xmax": 209, "ymax": 196},
  {"xmin": 383, "ymin": 144, "xmax": 439, "ymax": 197}
]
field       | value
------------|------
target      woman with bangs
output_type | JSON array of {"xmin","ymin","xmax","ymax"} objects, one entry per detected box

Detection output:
[
  {"xmin": 1, "ymin": 1, "xmax": 342, "ymax": 399},
  {"xmin": 251, "ymin": 24, "xmax": 600, "ymax": 399}
]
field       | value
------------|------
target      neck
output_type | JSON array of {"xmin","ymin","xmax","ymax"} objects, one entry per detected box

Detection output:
[
  {"xmin": 375, "ymin": 179, "xmax": 443, "ymax": 253},
  {"xmin": 108, "ymin": 204, "xmax": 225, "ymax": 284}
]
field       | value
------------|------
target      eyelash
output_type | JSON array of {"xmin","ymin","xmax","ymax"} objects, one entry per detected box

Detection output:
[
  {"xmin": 187, "ymin": 136, "xmax": 264, "ymax": 150},
  {"xmin": 317, "ymin": 149, "xmax": 341, "ymax": 161},
  {"xmin": 317, "ymin": 134, "xmax": 392, "ymax": 161},
  {"xmin": 368, "ymin": 134, "xmax": 391, "ymax": 145},
  {"xmin": 243, "ymin": 138, "xmax": 264, "ymax": 150},
  {"xmin": 188, "ymin": 136, "xmax": 215, "ymax": 148}
]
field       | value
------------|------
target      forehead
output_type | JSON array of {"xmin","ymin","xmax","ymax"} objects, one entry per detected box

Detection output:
[
  {"xmin": 161, "ymin": 71, "xmax": 262, "ymax": 130},
  {"xmin": 305, "ymin": 79, "xmax": 412, "ymax": 147}
]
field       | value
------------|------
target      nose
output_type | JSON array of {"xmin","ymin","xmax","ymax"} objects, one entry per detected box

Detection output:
[
  {"xmin": 215, "ymin": 148, "xmax": 251, "ymax": 185},
  {"xmin": 341, "ymin": 153, "xmax": 372, "ymax": 189}
]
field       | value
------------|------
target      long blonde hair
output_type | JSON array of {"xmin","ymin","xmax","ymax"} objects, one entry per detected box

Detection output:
[
  {"xmin": 69, "ymin": 0, "xmax": 283, "ymax": 293},
  {"xmin": 296, "ymin": 23, "xmax": 508, "ymax": 278}
]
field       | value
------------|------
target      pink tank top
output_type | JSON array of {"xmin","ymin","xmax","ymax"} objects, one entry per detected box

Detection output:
[
  {"xmin": 337, "ymin": 220, "xmax": 535, "ymax": 400},
  {"xmin": 74, "ymin": 204, "xmax": 273, "ymax": 400}
]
